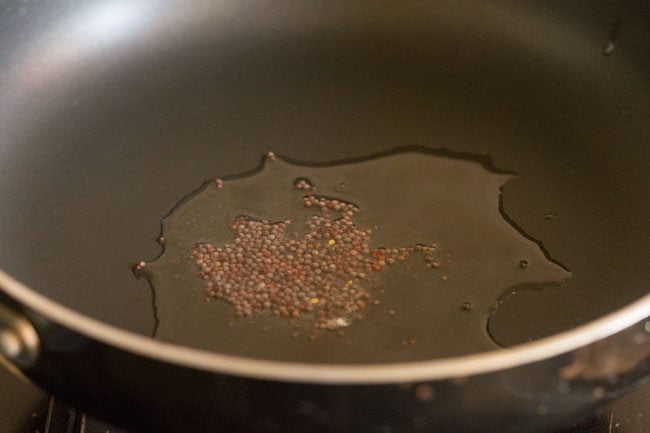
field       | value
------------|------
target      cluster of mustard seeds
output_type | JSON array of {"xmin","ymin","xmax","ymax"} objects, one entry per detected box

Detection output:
[{"xmin": 191, "ymin": 177, "xmax": 444, "ymax": 331}]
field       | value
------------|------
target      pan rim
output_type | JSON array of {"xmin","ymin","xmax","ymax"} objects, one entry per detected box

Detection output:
[{"xmin": 1, "ymin": 269, "xmax": 648, "ymax": 384}]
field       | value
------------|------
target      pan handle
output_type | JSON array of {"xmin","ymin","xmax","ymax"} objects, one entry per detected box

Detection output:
[{"xmin": 0, "ymin": 303, "xmax": 40, "ymax": 368}]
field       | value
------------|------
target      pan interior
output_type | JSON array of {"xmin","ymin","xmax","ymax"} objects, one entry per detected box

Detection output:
[{"xmin": 0, "ymin": 2, "xmax": 648, "ymax": 362}]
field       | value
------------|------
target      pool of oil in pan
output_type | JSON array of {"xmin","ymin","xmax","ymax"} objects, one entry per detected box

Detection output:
[{"xmin": 139, "ymin": 149, "xmax": 570, "ymax": 363}]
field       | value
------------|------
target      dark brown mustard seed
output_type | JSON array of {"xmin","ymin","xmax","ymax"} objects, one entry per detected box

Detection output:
[{"xmin": 294, "ymin": 178, "xmax": 314, "ymax": 191}]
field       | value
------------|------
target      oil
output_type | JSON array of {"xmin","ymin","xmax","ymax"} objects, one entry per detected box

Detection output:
[{"xmin": 139, "ymin": 149, "xmax": 571, "ymax": 363}]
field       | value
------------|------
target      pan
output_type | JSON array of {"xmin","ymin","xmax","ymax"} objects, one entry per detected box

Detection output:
[{"xmin": 0, "ymin": 1, "xmax": 649, "ymax": 432}]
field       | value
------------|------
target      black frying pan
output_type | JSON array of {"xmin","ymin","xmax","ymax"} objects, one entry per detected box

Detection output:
[{"xmin": 0, "ymin": 1, "xmax": 649, "ymax": 432}]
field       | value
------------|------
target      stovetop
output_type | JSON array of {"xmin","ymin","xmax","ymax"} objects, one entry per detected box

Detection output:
[{"xmin": 2, "ymin": 366, "xmax": 648, "ymax": 433}]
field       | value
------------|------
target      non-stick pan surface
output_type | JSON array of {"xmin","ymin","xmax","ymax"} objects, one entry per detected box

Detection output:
[
  {"xmin": 1, "ymin": 0, "xmax": 648, "ymax": 349},
  {"xmin": 0, "ymin": 1, "xmax": 649, "ymax": 432}
]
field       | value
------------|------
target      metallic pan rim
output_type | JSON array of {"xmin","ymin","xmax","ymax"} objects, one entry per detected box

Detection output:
[{"xmin": 1, "ymin": 270, "xmax": 648, "ymax": 384}]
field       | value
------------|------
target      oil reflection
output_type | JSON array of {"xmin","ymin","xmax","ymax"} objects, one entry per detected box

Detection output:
[{"xmin": 17, "ymin": 1, "xmax": 150, "ymax": 89}]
